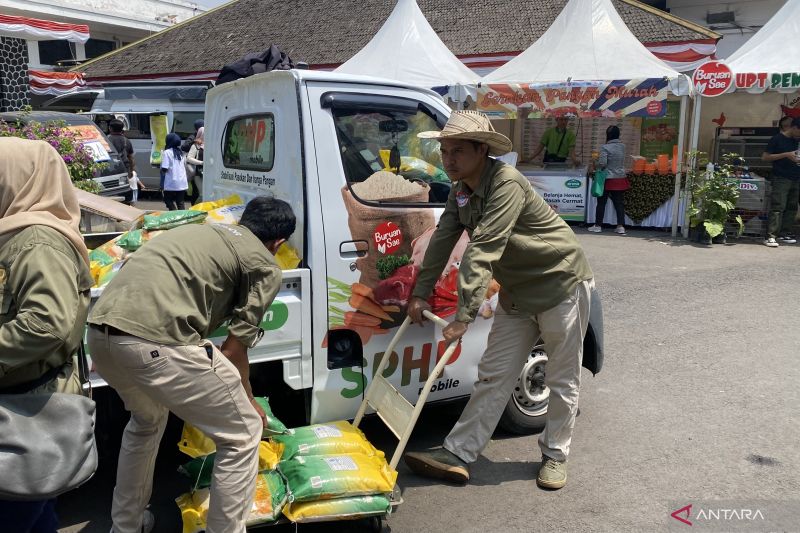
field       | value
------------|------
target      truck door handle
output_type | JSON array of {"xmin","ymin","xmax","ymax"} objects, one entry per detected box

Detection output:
[{"xmin": 339, "ymin": 240, "xmax": 369, "ymax": 258}]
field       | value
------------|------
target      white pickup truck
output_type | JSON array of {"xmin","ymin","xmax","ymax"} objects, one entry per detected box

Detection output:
[{"xmin": 90, "ymin": 69, "xmax": 604, "ymax": 436}]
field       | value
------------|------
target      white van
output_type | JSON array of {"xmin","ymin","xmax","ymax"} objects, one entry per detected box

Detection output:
[{"xmin": 186, "ymin": 69, "xmax": 605, "ymax": 433}]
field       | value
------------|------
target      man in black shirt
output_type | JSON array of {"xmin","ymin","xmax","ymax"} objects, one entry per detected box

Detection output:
[
  {"xmin": 108, "ymin": 120, "xmax": 135, "ymax": 179},
  {"xmin": 762, "ymin": 117, "xmax": 800, "ymax": 247}
]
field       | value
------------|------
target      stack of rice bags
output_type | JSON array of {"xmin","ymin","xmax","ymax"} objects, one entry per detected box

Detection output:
[
  {"xmin": 175, "ymin": 398, "xmax": 289, "ymax": 532},
  {"xmin": 88, "ymin": 194, "xmax": 301, "ymax": 289},
  {"xmin": 275, "ymin": 420, "xmax": 396, "ymax": 523}
]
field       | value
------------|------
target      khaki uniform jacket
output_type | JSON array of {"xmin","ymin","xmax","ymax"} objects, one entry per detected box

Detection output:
[
  {"xmin": 412, "ymin": 159, "xmax": 593, "ymax": 323},
  {"xmin": 0, "ymin": 226, "xmax": 93, "ymax": 389},
  {"xmin": 89, "ymin": 224, "xmax": 281, "ymax": 347}
]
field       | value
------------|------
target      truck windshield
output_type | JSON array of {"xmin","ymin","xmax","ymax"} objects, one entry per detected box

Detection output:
[{"xmin": 333, "ymin": 107, "xmax": 450, "ymax": 205}]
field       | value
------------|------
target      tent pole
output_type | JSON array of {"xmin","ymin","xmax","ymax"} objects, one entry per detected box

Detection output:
[
  {"xmin": 671, "ymin": 94, "xmax": 689, "ymax": 238},
  {"xmin": 455, "ymin": 84, "xmax": 464, "ymax": 111},
  {"xmin": 683, "ymin": 95, "xmax": 703, "ymax": 239}
]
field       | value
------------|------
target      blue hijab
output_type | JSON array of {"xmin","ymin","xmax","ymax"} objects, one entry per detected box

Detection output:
[{"xmin": 165, "ymin": 133, "xmax": 183, "ymax": 161}]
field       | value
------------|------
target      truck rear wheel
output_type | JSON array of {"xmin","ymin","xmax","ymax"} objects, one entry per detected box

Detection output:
[{"xmin": 498, "ymin": 348, "xmax": 549, "ymax": 434}]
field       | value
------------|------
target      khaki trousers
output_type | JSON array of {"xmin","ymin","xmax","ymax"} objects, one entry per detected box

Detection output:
[
  {"xmin": 444, "ymin": 279, "xmax": 592, "ymax": 463},
  {"xmin": 87, "ymin": 328, "xmax": 262, "ymax": 533}
]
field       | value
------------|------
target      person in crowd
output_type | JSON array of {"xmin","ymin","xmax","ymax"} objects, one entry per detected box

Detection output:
[
  {"xmin": 128, "ymin": 171, "xmax": 143, "ymax": 207},
  {"xmin": 107, "ymin": 119, "xmax": 136, "ymax": 180},
  {"xmin": 588, "ymin": 125, "xmax": 628, "ymax": 235},
  {"xmin": 185, "ymin": 126, "xmax": 204, "ymax": 205},
  {"xmin": 403, "ymin": 111, "xmax": 594, "ymax": 490},
  {"xmin": 87, "ymin": 196, "xmax": 295, "ymax": 533},
  {"xmin": 761, "ymin": 117, "xmax": 800, "ymax": 247},
  {"xmin": 779, "ymin": 115, "xmax": 792, "ymax": 133},
  {"xmin": 522, "ymin": 115, "xmax": 579, "ymax": 165},
  {"xmin": 161, "ymin": 132, "xmax": 189, "ymax": 210},
  {"xmin": 0, "ymin": 138, "xmax": 93, "ymax": 531}
]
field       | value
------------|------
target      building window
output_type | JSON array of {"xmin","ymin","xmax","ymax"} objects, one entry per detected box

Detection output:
[
  {"xmin": 38, "ymin": 40, "xmax": 75, "ymax": 66},
  {"xmin": 85, "ymin": 38, "xmax": 115, "ymax": 59}
]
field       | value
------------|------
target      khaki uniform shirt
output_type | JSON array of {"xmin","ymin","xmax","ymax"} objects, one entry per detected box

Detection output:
[
  {"xmin": 0, "ymin": 226, "xmax": 93, "ymax": 388},
  {"xmin": 89, "ymin": 224, "xmax": 281, "ymax": 347},
  {"xmin": 413, "ymin": 159, "xmax": 593, "ymax": 323}
]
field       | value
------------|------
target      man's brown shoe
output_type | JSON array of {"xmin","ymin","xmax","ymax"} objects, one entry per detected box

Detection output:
[
  {"xmin": 537, "ymin": 456, "xmax": 567, "ymax": 489},
  {"xmin": 404, "ymin": 448, "xmax": 470, "ymax": 484}
]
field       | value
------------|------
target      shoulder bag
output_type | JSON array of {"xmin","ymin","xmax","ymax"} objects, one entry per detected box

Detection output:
[{"xmin": 0, "ymin": 343, "xmax": 98, "ymax": 501}]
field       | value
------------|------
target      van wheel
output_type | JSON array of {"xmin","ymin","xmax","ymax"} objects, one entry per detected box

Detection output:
[{"xmin": 498, "ymin": 348, "xmax": 549, "ymax": 434}]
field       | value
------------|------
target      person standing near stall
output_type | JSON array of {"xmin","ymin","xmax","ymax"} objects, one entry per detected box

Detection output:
[
  {"xmin": 523, "ymin": 115, "xmax": 579, "ymax": 165},
  {"xmin": 588, "ymin": 125, "xmax": 628, "ymax": 234},
  {"xmin": 761, "ymin": 117, "xmax": 800, "ymax": 247},
  {"xmin": 402, "ymin": 110, "xmax": 594, "ymax": 491}
]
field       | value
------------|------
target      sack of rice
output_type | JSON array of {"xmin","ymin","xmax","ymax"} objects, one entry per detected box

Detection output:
[
  {"xmin": 116, "ymin": 229, "xmax": 165, "ymax": 252},
  {"xmin": 272, "ymin": 420, "xmax": 382, "ymax": 460},
  {"xmin": 142, "ymin": 209, "xmax": 207, "ymax": 230},
  {"xmin": 279, "ymin": 454, "xmax": 397, "ymax": 503},
  {"xmin": 89, "ymin": 234, "xmax": 127, "ymax": 266},
  {"xmin": 254, "ymin": 397, "xmax": 289, "ymax": 437},
  {"xmin": 342, "ymin": 171, "xmax": 434, "ymax": 287},
  {"xmin": 204, "ymin": 204, "xmax": 246, "ymax": 225},
  {"xmin": 175, "ymin": 470, "xmax": 287, "ymax": 531},
  {"xmin": 189, "ymin": 194, "xmax": 242, "ymax": 213},
  {"xmin": 283, "ymin": 494, "xmax": 391, "ymax": 523}
]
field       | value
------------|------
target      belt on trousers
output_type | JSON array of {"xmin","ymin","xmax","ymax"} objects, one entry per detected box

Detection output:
[{"xmin": 89, "ymin": 323, "xmax": 129, "ymax": 336}]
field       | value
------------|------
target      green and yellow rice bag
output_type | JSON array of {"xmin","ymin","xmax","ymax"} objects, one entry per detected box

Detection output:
[
  {"xmin": 116, "ymin": 229, "xmax": 164, "ymax": 252},
  {"xmin": 279, "ymin": 454, "xmax": 397, "ymax": 503},
  {"xmin": 273, "ymin": 420, "xmax": 381, "ymax": 460},
  {"xmin": 176, "ymin": 470, "xmax": 286, "ymax": 531},
  {"xmin": 283, "ymin": 494, "xmax": 391, "ymax": 523},
  {"xmin": 204, "ymin": 204, "xmax": 246, "ymax": 225},
  {"xmin": 254, "ymin": 397, "xmax": 289, "ymax": 437},
  {"xmin": 189, "ymin": 194, "xmax": 242, "ymax": 213},
  {"xmin": 178, "ymin": 423, "xmax": 216, "ymax": 459},
  {"xmin": 142, "ymin": 209, "xmax": 207, "ymax": 230}
]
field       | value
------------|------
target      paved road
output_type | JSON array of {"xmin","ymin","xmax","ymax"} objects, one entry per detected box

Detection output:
[{"xmin": 59, "ymin": 227, "xmax": 800, "ymax": 532}]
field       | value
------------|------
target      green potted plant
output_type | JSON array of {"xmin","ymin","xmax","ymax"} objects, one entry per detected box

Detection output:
[{"xmin": 686, "ymin": 151, "xmax": 744, "ymax": 245}]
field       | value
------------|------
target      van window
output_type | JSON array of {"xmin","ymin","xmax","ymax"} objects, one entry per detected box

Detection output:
[
  {"xmin": 222, "ymin": 114, "xmax": 275, "ymax": 171},
  {"xmin": 332, "ymin": 106, "xmax": 449, "ymax": 206},
  {"xmin": 173, "ymin": 112, "xmax": 204, "ymax": 139}
]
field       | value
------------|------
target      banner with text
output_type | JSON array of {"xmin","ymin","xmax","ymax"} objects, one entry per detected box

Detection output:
[{"xmin": 478, "ymin": 79, "xmax": 669, "ymax": 119}]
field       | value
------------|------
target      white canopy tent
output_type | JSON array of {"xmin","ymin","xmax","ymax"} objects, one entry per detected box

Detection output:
[
  {"xmin": 482, "ymin": 0, "xmax": 687, "ymax": 89},
  {"xmin": 335, "ymin": 0, "xmax": 478, "ymax": 97},
  {"xmin": 724, "ymin": 0, "xmax": 800, "ymax": 75},
  {"xmin": 480, "ymin": 0, "xmax": 691, "ymax": 236}
]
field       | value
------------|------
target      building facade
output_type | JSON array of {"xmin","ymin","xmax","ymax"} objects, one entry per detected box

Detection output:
[{"xmin": 0, "ymin": 0, "xmax": 206, "ymax": 110}]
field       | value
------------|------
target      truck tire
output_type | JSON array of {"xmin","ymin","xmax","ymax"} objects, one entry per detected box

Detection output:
[{"xmin": 498, "ymin": 348, "xmax": 549, "ymax": 434}]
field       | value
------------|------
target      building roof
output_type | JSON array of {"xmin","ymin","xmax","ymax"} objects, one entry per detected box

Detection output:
[{"xmin": 76, "ymin": 0, "xmax": 719, "ymax": 79}]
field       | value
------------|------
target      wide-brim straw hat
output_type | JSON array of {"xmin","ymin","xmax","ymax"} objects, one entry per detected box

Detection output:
[{"xmin": 418, "ymin": 110, "xmax": 513, "ymax": 156}]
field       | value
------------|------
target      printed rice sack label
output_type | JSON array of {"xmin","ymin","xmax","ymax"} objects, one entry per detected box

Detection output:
[
  {"xmin": 142, "ymin": 209, "xmax": 207, "ymax": 230},
  {"xmin": 272, "ymin": 420, "xmax": 382, "ymax": 460},
  {"xmin": 279, "ymin": 454, "xmax": 397, "ymax": 503},
  {"xmin": 203, "ymin": 204, "xmax": 246, "ymax": 225},
  {"xmin": 283, "ymin": 494, "xmax": 391, "ymax": 523},
  {"xmin": 254, "ymin": 397, "xmax": 289, "ymax": 437},
  {"xmin": 179, "ymin": 441, "xmax": 284, "ymax": 488},
  {"xmin": 175, "ymin": 470, "xmax": 286, "ymax": 531},
  {"xmin": 190, "ymin": 194, "xmax": 242, "ymax": 213}
]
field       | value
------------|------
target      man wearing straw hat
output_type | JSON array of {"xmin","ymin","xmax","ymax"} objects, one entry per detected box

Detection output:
[{"xmin": 405, "ymin": 110, "xmax": 594, "ymax": 490}]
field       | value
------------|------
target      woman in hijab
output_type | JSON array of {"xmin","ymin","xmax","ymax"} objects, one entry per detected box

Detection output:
[
  {"xmin": 185, "ymin": 126, "xmax": 204, "ymax": 205},
  {"xmin": 161, "ymin": 132, "xmax": 189, "ymax": 210},
  {"xmin": 0, "ymin": 137, "xmax": 94, "ymax": 531}
]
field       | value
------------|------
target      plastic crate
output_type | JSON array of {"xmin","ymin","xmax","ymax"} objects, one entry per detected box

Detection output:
[{"xmin": 725, "ymin": 178, "xmax": 771, "ymax": 239}]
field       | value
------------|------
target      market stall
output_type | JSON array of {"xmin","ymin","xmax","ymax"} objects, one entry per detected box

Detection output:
[
  {"xmin": 476, "ymin": 0, "xmax": 692, "ymax": 231},
  {"xmin": 687, "ymin": 0, "xmax": 800, "ymax": 238}
]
